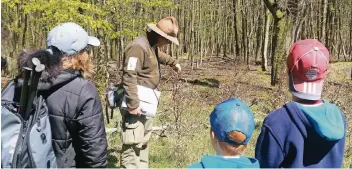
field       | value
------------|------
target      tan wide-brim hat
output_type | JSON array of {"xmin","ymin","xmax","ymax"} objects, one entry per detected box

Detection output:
[{"xmin": 147, "ymin": 16, "xmax": 179, "ymax": 46}]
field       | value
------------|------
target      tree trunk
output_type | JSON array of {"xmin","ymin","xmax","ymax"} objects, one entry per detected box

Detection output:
[
  {"xmin": 292, "ymin": 2, "xmax": 307, "ymax": 43},
  {"xmin": 308, "ymin": 2, "xmax": 315, "ymax": 38},
  {"xmin": 22, "ymin": 14, "xmax": 28, "ymax": 48},
  {"xmin": 337, "ymin": 7, "xmax": 342, "ymax": 61},
  {"xmin": 224, "ymin": 0, "xmax": 228, "ymax": 58},
  {"xmin": 182, "ymin": 4, "xmax": 187, "ymax": 54},
  {"xmin": 349, "ymin": 3, "xmax": 352, "ymax": 60},
  {"xmin": 190, "ymin": 0, "xmax": 195, "ymax": 69},
  {"xmin": 232, "ymin": 0, "xmax": 240, "ymax": 57},
  {"xmin": 271, "ymin": 18, "xmax": 280, "ymax": 86},
  {"xmin": 262, "ymin": 9, "xmax": 270, "ymax": 71},
  {"xmin": 255, "ymin": 7, "xmax": 263, "ymax": 64},
  {"xmin": 120, "ymin": 36, "xmax": 124, "ymax": 64},
  {"xmin": 246, "ymin": 5, "xmax": 253, "ymax": 65},
  {"xmin": 300, "ymin": 5, "xmax": 308, "ymax": 40},
  {"xmin": 316, "ymin": 1, "xmax": 321, "ymax": 40},
  {"xmin": 321, "ymin": 0, "xmax": 328, "ymax": 43},
  {"xmin": 241, "ymin": 2, "xmax": 247, "ymax": 62},
  {"xmin": 263, "ymin": 0, "xmax": 286, "ymax": 85}
]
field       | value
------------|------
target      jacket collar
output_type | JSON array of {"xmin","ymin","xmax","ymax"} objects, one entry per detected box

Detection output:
[{"xmin": 15, "ymin": 70, "xmax": 80, "ymax": 91}]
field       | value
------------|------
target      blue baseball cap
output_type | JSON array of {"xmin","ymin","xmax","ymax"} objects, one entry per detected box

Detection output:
[
  {"xmin": 210, "ymin": 98, "xmax": 255, "ymax": 145},
  {"xmin": 46, "ymin": 22, "xmax": 100, "ymax": 55}
]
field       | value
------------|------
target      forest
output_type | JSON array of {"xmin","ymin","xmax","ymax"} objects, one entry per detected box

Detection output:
[
  {"xmin": 1, "ymin": 0, "xmax": 352, "ymax": 167},
  {"xmin": 2, "ymin": 0, "xmax": 352, "ymax": 84}
]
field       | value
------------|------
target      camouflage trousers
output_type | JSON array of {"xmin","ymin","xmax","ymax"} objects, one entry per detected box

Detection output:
[{"xmin": 119, "ymin": 109, "xmax": 154, "ymax": 169}]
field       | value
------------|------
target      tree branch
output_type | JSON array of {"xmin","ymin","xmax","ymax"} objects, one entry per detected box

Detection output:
[
  {"xmin": 263, "ymin": 0, "xmax": 286, "ymax": 20},
  {"xmin": 263, "ymin": 0, "xmax": 277, "ymax": 17}
]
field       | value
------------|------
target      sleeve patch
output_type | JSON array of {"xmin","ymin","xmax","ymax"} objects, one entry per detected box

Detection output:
[{"xmin": 127, "ymin": 57, "xmax": 138, "ymax": 71}]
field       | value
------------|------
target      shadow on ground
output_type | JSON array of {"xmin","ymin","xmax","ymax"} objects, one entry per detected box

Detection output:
[{"xmin": 181, "ymin": 78, "xmax": 220, "ymax": 88}]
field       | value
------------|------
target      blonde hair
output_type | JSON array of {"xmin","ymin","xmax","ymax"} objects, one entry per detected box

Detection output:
[
  {"xmin": 62, "ymin": 51, "xmax": 94, "ymax": 79},
  {"xmin": 217, "ymin": 130, "xmax": 247, "ymax": 156}
]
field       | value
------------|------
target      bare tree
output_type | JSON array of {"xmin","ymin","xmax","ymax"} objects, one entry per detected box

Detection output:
[
  {"xmin": 263, "ymin": 0, "xmax": 286, "ymax": 86},
  {"xmin": 262, "ymin": 9, "xmax": 270, "ymax": 71}
]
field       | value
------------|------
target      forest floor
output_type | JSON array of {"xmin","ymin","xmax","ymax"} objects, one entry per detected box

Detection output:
[{"xmin": 105, "ymin": 57, "xmax": 351, "ymax": 168}]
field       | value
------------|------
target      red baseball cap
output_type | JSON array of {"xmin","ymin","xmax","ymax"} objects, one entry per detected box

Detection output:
[{"xmin": 287, "ymin": 39, "xmax": 329, "ymax": 100}]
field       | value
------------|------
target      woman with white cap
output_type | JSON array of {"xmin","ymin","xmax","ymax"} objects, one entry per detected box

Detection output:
[{"xmin": 14, "ymin": 22, "xmax": 108, "ymax": 168}]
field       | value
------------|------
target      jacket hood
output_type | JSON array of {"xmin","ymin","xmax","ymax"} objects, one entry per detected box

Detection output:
[
  {"xmin": 198, "ymin": 155, "xmax": 259, "ymax": 168},
  {"xmin": 18, "ymin": 48, "xmax": 63, "ymax": 83},
  {"xmin": 16, "ymin": 49, "xmax": 80, "ymax": 91},
  {"xmin": 15, "ymin": 70, "xmax": 80, "ymax": 91},
  {"xmin": 285, "ymin": 100, "xmax": 345, "ymax": 141},
  {"xmin": 295, "ymin": 100, "xmax": 345, "ymax": 141}
]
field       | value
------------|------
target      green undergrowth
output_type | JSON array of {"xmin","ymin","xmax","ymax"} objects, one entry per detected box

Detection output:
[{"xmin": 104, "ymin": 60, "xmax": 352, "ymax": 168}]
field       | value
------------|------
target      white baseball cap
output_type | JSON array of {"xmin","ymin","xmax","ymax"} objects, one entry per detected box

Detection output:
[{"xmin": 46, "ymin": 22, "xmax": 100, "ymax": 55}]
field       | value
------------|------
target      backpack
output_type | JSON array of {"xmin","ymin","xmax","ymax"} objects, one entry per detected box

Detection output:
[
  {"xmin": 105, "ymin": 82, "xmax": 124, "ymax": 109},
  {"xmin": 1, "ymin": 80, "xmax": 58, "ymax": 168},
  {"xmin": 1, "ymin": 59, "xmax": 74, "ymax": 168}
]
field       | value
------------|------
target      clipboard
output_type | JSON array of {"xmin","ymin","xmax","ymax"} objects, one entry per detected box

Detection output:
[{"xmin": 121, "ymin": 85, "xmax": 161, "ymax": 117}]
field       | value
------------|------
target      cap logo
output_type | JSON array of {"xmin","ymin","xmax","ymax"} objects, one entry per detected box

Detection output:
[{"xmin": 306, "ymin": 68, "xmax": 319, "ymax": 80}]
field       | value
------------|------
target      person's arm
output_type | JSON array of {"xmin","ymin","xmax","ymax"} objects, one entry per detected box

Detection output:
[
  {"xmin": 157, "ymin": 49, "xmax": 177, "ymax": 67},
  {"xmin": 122, "ymin": 45, "xmax": 145, "ymax": 109},
  {"xmin": 74, "ymin": 82, "xmax": 108, "ymax": 168},
  {"xmin": 255, "ymin": 124, "xmax": 285, "ymax": 168}
]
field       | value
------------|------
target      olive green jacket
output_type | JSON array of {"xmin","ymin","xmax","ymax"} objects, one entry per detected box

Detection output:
[{"xmin": 122, "ymin": 36, "xmax": 177, "ymax": 109}]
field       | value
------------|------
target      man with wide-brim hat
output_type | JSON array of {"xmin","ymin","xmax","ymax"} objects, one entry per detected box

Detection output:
[
  {"xmin": 147, "ymin": 17, "xmax": 180, "ymax": 46},
  {"xmin": 119, "ymin": 16, "xmax": 181, "ymax": 168}
]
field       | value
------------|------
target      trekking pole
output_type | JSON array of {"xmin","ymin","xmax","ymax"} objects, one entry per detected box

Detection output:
[
  {"xmin": 23, "ymin": 58, "xmax": 45, "ymax": 121},
  {"xmin": 110, "ymin": 107, "xmax": 114, "ymax": 120},
  {"xmin": 105, "ymin": 97, "xmax": 110, "ymax": 124},
  {"xmin": 18, "ymin": 67, "xmax": 32, "ymax": 115}
]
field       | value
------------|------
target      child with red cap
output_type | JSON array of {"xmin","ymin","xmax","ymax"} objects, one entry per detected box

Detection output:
[{"xmin": 255, "ymin": 39, "xmax": 346, "ymax": 168}]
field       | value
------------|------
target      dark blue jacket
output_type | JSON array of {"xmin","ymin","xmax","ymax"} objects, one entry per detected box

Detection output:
[{"xmin": 255, "ymin": 100, "xmax": 346, "ymax": 168}]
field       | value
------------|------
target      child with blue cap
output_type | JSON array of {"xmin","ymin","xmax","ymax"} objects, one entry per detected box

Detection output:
[{"xmin": 187, "ymin": 98, "xmax": 259, "ymax": 168}]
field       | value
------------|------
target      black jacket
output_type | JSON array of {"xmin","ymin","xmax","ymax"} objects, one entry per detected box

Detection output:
[{"xmin": 15, "ymin": 69, "xmax": 108, "ymax": 168}]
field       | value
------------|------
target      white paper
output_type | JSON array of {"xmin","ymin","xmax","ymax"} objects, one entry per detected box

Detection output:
[{"xmin": 121, "ymin": 85, "xmax": 161, "ymax": 117}]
